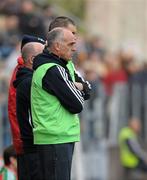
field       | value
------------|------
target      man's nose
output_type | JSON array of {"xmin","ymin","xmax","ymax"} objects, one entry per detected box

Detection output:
[{"xmin": 72, "ymin": 45, "xmax": 76, "ymax": 51}]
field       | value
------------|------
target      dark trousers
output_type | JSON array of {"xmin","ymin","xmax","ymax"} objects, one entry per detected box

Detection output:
[
  {"xmin": 137, "ymin": 160, "xmax": 147, "ymax": 172},
  {"xmin": 17, "ymin": 152, "xmax": 42, "ymax": 180},
  {"xmin": 123, "ymin": 161, "xmax": 147, "ymax": 180},
  {"xmin": 37, "ymin": 143, "xmax": 75, "ymax": 180}
]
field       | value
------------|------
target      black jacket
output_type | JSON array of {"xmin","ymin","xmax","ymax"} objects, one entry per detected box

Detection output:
[
  {"xmin": 33, "ymin": 48, "xmax": 91, "ymax": 114},
  {"xmin": 13, "ymin": 67, "xmax": 36, "ymax": 153}
]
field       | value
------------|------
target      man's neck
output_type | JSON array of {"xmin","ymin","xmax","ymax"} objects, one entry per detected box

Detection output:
[
  {"xmin": 24, "ymin": 63, "xmax": 32, "ymax": 69},
  {"xmin": 46, "ymin": 47, "xmax": 60, "ymax": 58}
]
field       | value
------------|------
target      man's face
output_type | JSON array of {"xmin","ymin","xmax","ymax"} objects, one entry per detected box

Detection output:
[
  {"xmin": 66, "ymin": 24, "xmax": 77, "ymax": 36},
  {"xmin": 59, "ymin": 30, "xmax": 76, "ymax": 61}
]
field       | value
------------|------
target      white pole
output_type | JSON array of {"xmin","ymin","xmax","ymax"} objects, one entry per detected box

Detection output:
[{"xmin": 72, "ymin": 142, "xmax": 84, "ymax": 180}]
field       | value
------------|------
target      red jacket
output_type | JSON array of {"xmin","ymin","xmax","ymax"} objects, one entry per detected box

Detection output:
[{"xmin": 8, "ymin": 57, "xmax": 24, "ymax": 154}]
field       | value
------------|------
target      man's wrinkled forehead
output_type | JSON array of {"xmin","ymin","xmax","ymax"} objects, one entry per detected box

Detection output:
[{"xmin": 64, "ymin": 30, "xmax": 76, "ymax": 42}]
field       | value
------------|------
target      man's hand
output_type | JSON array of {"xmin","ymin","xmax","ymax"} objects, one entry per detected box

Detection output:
[{"xmin": 74, "ymin": 82, "xmax": 83, "ymax": 91}]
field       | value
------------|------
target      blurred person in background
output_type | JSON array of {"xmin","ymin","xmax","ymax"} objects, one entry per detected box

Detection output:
[
  {"xmin": 0, "ymin": 145, "xmax": 17, "ymax": 180},
  {"xmin": 0, "ymin": 15, "xmax": 21, "ymax": 147},
  {"xmin": 102, "ymin": 52, "xmax": 128, "ymax": 96},
  {"xmin": 80, "ymin": 53, "xmax": 107, "ymax": 150},
  {"xmin": 0, "ymin": 15, "xmax": 20, "ymax": 60},
  {"xmin": 87, "ymin": 35, "xmax": 106, "ymax": 60},
  {"xmin": 80, "ymin": 65, "xmax": 100, "ymax": 150},
  {"xmin": 42, "ymin": 4, "xmax": 57, "ymax": 34},
  {"xmin": 0, "ymin": 0, "xmax": 20, "ymax": 15},
  {"xmin": 119, "ymin": 118, "xmax": 147, "ymax": 179},
  {"xmin": 18, "ymin": 0, "xmax": 45, "ymax": 39},
  {"xmin": 8, "ymin": 35, "xmax": 45, "ymax": 180}
]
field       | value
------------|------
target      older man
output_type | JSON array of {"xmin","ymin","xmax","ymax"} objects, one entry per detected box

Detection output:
[{"xmin": 31, "ymin": 28, "xmax": 87, "ymax": 180}]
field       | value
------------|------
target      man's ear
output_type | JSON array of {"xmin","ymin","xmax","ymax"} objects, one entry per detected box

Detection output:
[
  {"xmin": 30, "ymin": 56, "xmax": 34, "ymax": 65},
  {"xmin": 54, "ymin": 42, "xmax": 60, "ymax": 51}
]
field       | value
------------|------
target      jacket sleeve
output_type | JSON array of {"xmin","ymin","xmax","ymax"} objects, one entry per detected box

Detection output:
[
  {"xmin": 126, "ymin": 138, "xmax": 147, "ymax": 162},
  {"xmin": 42, "ymin": 65, "xmax": 84, "ymax": 114},
  {"xmin": 74, "ymin": 71, "xmax": 92, "ymax": 100}
]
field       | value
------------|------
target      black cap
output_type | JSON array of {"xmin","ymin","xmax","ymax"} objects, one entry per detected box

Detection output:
[{"xmin": 21, "ymin": 35, "xmax": 46, "ymax": 50}]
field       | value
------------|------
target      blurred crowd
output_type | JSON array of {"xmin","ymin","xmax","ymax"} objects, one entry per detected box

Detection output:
[{"xmin": 1, "ymin": 0, "xmax": 147, "ymax": 153}]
